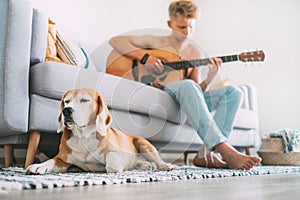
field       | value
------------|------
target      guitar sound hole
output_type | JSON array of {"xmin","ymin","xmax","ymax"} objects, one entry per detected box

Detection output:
[
  {"xmin": 151, "ymin": 67, "xmax": 167, "ymax": 76},
  {"xmin": 141, "ymin": 75, "xmax": 155, "ymax": 84},
  {"xmin": 159, "ymin": 75, "xmax": 167, "ymax": 82},
  {"xmin": 151, "ymin": 70, "xmax": 163, "ymax": 76}
]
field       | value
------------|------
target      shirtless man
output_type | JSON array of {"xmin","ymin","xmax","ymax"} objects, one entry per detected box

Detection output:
[{"xmin": 109, "ymin": 0, "xmax": 261, "ymax": 169}]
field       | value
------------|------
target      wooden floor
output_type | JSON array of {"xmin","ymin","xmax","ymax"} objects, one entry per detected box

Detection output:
[{"xmin": 1, "ymin": 173, "xmax": 300, "ymax": 200}]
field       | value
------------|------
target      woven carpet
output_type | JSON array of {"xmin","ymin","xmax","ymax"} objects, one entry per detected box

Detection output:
[{"xmin": 1, "ymin": 165, "xmax": 300, "ymax": 191}]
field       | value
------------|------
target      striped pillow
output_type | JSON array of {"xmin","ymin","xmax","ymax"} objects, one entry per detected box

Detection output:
[{"xmin": 56, "ymin": 31, "xmax": 88, "ymax": 68}]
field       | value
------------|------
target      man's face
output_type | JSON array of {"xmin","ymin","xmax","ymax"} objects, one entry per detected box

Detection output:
[{"xmin": 168, "ymin": 15, "xmax": 196, "ymax": 41}]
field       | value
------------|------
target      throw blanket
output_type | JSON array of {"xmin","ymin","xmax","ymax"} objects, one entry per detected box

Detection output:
[{"xmin": 269, "ymin": 129, "xmax": 300, "ymax": 153}]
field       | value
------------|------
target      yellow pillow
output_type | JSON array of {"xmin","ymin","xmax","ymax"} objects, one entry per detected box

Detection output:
[{"xmin": 45, "ymin": 18, "xmax": 63, "ymax": 63}]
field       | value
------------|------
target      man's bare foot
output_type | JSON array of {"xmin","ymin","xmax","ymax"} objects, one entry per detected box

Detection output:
[
  {"xmin": 193, "ymin": 152, "xmax": 228, "ymax": 168},
  {"xmin": 224, "ymin": 152, "xmax": 261, "ymax": 170},
  {"xmin": 215, "ymin": 142, "xmax": 261, "ymax": 170}
]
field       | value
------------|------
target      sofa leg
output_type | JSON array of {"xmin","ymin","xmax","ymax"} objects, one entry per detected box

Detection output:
[
  {"xmin": 184, "ymin": 152, "xmax": 189, "ymax": 165},
  {"xmin": 4, "ymin": 144, "xmax": 14, "ymax": 167},
  {"xmin": 245, "ymin": 147, "xmax": 251, "ymax": 155},
  {"xmin": 25, "ymin": 131, "xmax": 41, "ymax": 168}
]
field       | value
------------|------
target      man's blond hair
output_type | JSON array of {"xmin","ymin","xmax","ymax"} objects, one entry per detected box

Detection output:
[{"xmin": 168, "ymin": 0, "xmax": 198, "ymax": 19}]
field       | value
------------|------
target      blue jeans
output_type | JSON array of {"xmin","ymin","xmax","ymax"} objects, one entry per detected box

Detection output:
[{"xmin": 163, "ymin": 79, "xmax": 243, "ymax": 151}]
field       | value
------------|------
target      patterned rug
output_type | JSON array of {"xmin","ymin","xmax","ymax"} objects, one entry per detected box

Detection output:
[{"xmin": 1, "ymin": 165, "xmax": 300, "ymax": 192}]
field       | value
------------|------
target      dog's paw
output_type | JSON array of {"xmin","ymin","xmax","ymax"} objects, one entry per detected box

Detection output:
[
  {"xmin": 26, "ymin": 160, "xmax": 55, "ymax": 175},
  {"xmin": 26, "ymin": 164, "xmax": 49, "ymax": 175},
  {"xmin": 158, "ymin": 163, "xmax": 178, "ymax": 171},
  {"xmin": 135, "ymin": 161, "xmax": 157, "ymax": 171}
]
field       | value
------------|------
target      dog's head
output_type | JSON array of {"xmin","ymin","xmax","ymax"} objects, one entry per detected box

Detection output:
[{"xmin": 57, "ymin": 88, "xmax": 112, "ymax": 136}]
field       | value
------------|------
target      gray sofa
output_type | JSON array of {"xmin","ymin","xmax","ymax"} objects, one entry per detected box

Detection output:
[{"xmin": 0, "ymin": 0, "xmax": 259, "ymax": 167}]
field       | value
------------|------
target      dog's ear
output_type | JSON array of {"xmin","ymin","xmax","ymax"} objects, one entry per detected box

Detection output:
[
  {"xmin": 96, "ymin": 93, "xmax": 112, "ymax": 136},
  {"xmin": 57, "ymin": 91, "xmax": 68, "ymax": 133}
]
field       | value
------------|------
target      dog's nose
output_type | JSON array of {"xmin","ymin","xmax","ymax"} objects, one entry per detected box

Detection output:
[{"xmin": 62, "ymin": 107, "xmax": 74, "ymax": 117}]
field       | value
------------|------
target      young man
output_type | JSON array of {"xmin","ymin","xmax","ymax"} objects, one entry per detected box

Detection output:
[{"xmin": 109, "ymin": 0, "xmax": 261, "ymax": 169}]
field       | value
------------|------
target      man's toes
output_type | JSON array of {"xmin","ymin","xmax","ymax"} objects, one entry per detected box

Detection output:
[
  {"xmin": 248, "ymin": 159, "xmax": 257, "ymax": 166},
  {"xmin": 254, "ymin": 157, "xmax": 262, "ymax": 163},
  {"xmin": 245, "ymin": 163, "xmax": 252, "ymax": 170}
]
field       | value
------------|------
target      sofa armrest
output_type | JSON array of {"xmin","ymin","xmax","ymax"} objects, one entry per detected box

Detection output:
[
  {"xmin": 234, "ymin": 84, "xmax": 259, "ymax": 130},
  {"xmin": 242, "ymin": 84, "xmax": 258, "ymax": 113},
  {"xmin": 0, "ymin": 0, "xmax": 33, "ymax": 135}
]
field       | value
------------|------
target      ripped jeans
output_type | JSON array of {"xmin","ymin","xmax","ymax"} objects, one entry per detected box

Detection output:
[{"xmin": 163, "ymin": 79, "xmax": 243, "ymax": 151}]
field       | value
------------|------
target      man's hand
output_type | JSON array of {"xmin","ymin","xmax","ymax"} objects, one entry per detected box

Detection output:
[
  {"xmin": 143, "ymin": 55, "xmax": 164, "ymax": 74},
  {"xmin": 206, "ymin": 57, "xmax": 222, "ymax": 84}
]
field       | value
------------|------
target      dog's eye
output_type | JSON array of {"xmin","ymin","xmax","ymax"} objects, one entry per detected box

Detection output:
[
  {"xmin": 80, "ymin": 99, "xmax": 90, "ymax": 103},
  {"xmin": 64, "ymin": 100, "xmax": 70, "ymax": 104}
]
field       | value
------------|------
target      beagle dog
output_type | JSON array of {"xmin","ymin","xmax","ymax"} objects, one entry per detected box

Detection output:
[{"xmin": 26, "ymin": 88, "xmax": 176, "ymax": 174}]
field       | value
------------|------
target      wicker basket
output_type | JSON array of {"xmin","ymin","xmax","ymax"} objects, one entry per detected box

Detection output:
[{"xmin": 257, "ymin": 138, "xmax": 300, "ymax": 166}]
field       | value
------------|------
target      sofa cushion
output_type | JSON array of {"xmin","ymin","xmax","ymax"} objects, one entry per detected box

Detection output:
[
  {"xmin": 30, "ymin": 61, "xmax": 259, "ymax": 129},
  {"xmin": 30, "ymin": 8, "xmax": 47, "ymax": 65},
  {"xmin": 29, "ymin": 94, "xmax": 257, "ymax": 149},
  {"xmin": 29, "ymin": 94, "xmax": 60, "ymax": 132},
  {"xmin": 30, "ymin": 62, "xmax": 186, "ymax": 124}
]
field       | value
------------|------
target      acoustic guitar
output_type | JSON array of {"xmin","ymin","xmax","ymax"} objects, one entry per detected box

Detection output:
[{"xmin": 106, "ymin": 47, "xmax": 265, "ymax": 86}]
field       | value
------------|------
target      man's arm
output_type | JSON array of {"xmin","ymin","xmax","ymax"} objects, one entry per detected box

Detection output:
[
  {"xmin": 109, "ymin": 35, "xmax": 152, "ymax": 61},
  {"xmin": 189, "ymin": 57, "xmax": 222, "ymax": 91},
  {"xmin": 109, "ymin": 35, "xmax": 166, "ymax": 73}
]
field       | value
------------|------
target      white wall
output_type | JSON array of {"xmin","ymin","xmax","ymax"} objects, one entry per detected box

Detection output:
[
  {"xmin": 27, "ymin": 0, "xmax": 300, "ymax": 135},
  {"xmin": 196, "ymin": 0, "xmax": 300, "ymax": 135}
]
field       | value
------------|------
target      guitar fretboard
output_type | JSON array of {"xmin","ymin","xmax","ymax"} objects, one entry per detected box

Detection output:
[{"xmin": 165, "ymin": 54, "xmax": 239, "ymax": 70}]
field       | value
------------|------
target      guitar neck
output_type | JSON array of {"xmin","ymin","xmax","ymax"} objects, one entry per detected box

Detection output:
[{"xmin": 165, "ymin": 54, "xmax": 239, "ymax": 70}]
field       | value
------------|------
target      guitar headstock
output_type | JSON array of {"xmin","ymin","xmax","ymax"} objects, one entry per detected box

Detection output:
[{"xmin": 238, "ymin": 50, "xmax": 265, "ymax": 63}]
